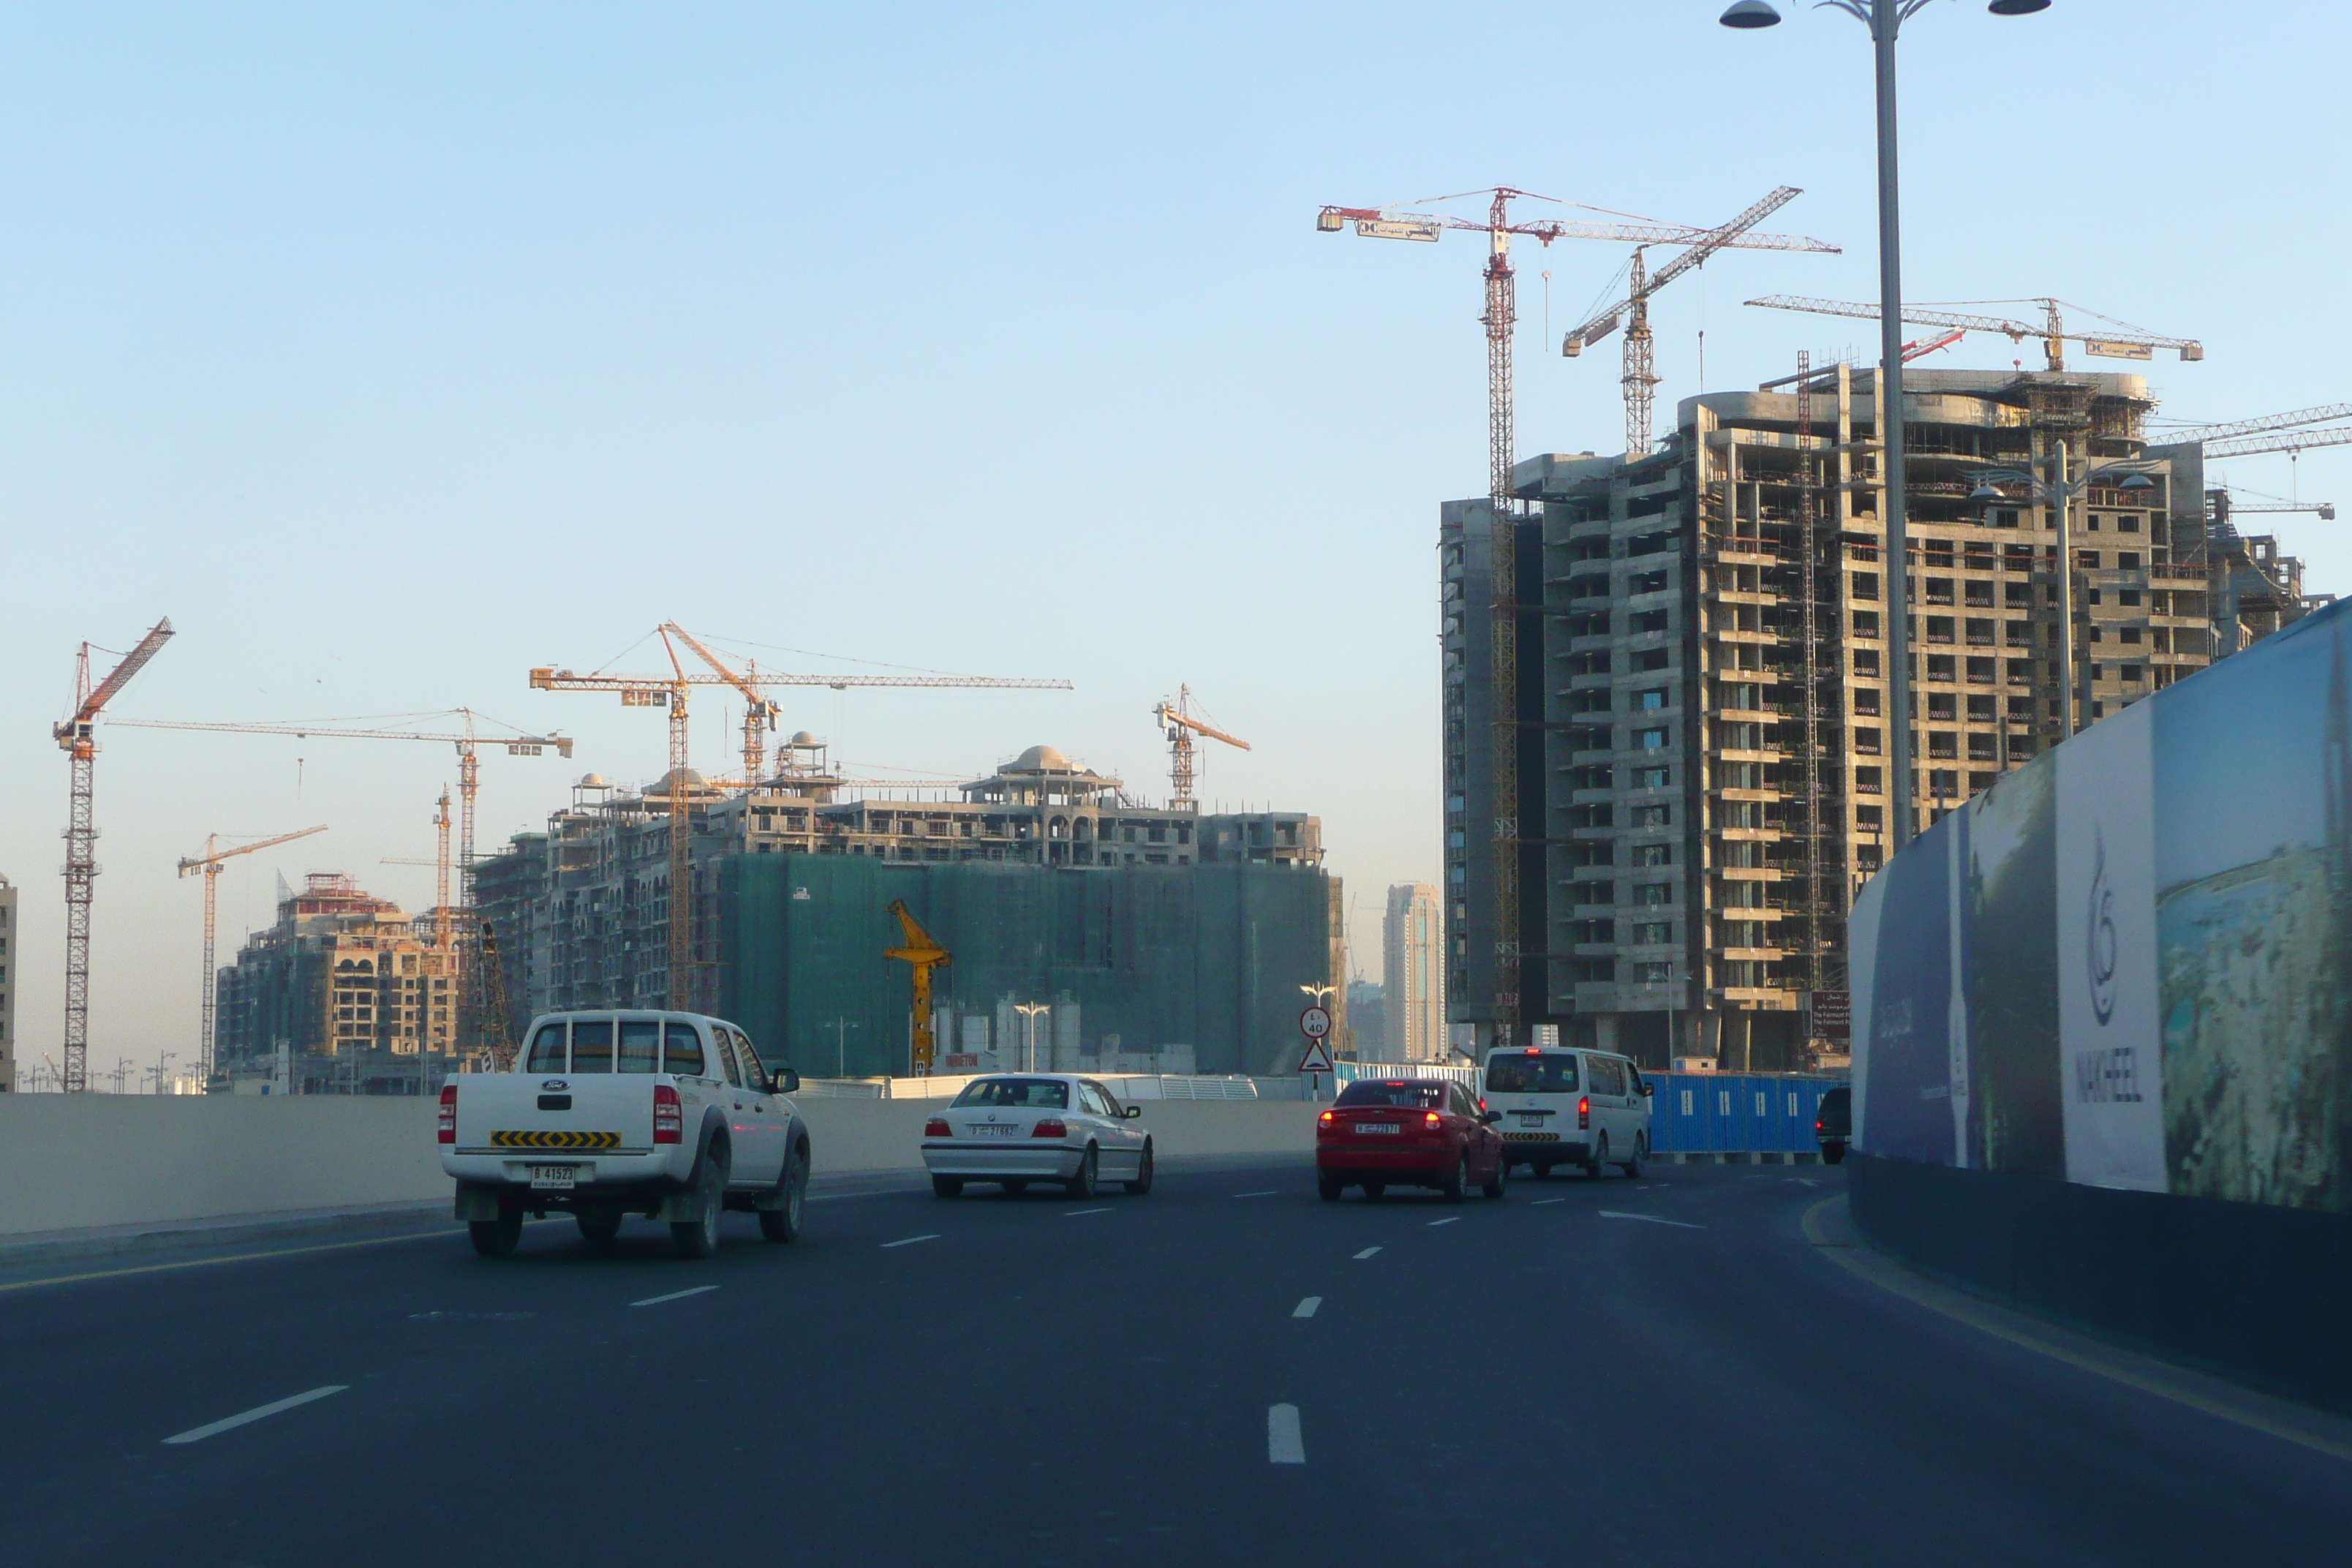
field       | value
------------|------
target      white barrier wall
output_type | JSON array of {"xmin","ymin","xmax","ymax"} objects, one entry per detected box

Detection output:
[{"xmin": 0, "ymin": 1093, "xmax": 1320, "ymax": 1238}]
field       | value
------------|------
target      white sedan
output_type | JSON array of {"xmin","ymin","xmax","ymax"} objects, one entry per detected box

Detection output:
[{"xmin": 922, "ymin": 1074, "xmax": 1154, "ymax": 1199}]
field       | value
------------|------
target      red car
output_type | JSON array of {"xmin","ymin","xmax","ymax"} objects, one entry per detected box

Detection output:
[{"xmin": 1316, "ymin": 1077, "xmax": 1507, "ymax": 1202}]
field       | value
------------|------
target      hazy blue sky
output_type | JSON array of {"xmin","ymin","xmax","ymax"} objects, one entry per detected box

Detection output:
[{"xmin": 5, "ymin": 3, "xmax": 2346, "ymax": 1075}]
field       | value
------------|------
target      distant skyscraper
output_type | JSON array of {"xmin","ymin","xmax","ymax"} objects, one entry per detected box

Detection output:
[
  {"xmin": 0, "ymin": 872, "xmax": 15, "ymax": 1090},
  {"xmin": 1384, "ymin": 883, "xmax": 1443, "ymax": 1062}
]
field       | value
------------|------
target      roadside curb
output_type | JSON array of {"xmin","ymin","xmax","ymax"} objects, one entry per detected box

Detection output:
[{"xmin": 0, "ymin": 1201, "xmax": 450, "ymax": 1270}]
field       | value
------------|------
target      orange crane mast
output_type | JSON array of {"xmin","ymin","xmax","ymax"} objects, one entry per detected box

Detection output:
[
  {"xmin": 1152, "ymin": 687, "xmax": 1249, "ymax": 807},
  {"xmin": 178, "ymin": 823, "xmax": 327, "ymax": 1085},
  {"xmin": 55, "ymin": 617, "xmax": 175, "ymax": 1093}
]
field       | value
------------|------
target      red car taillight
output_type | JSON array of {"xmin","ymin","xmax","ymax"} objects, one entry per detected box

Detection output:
[
  {"xmin": 654, "ymin": 1083, "xmax": 682, "ymax": 1144},
  {"xmin": 437, "ymin": 1084, "xmax": 456, "ymax": 1144},
  {"xmin": 1033, "ymin": 1118, "xmax": 1068, "ymax": 1139},
  {"xmin": 1422, "ymin": 1111, "xmax": 1441, "ymax": 1133},
  {"xmin": 1578, "ymin": 1096, "xmax": 1591, "ymax": 1131},
  {"xmin": 924, "ymin": 1117, "xmax": 951, "ymax": 1138},
  {"xmin": 1317, "ymin": 1110, "xmax": 1335, "ymax": 1136}
]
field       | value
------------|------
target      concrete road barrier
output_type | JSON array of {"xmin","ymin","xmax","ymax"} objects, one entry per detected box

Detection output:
[{"xmin": 0, "ymin": 1093, "xmax": 1319, "ymax": 1240}]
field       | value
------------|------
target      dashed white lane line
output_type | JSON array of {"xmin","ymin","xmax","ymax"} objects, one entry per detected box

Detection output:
[
  {"xmin": 1353, "ymin": 1247, "xmax": 1382, "ymax": 1259},
  {"xmin": 630, "ymin": 1285, "xmax": 720, "ymax": 1308},
  {"xmin": 1294, "ymin": 1297, "xmax": 1322, "ymax": 1319},
  {"xmin": 163, "ymin": 1386, "xmax": 347, "ymax": 1445},
  {"xmin": 1531, "ymin": 1198, "xmax": 1566, "ymax": 1207},
  {"xmin": 881, "ymin": 1234, "xmax": 941, "ymax": 1248},
  {"xmin": 1064, "ymin": 1207, "xmax": 1112, "ymax": 1217},
  {"xmin": 1268, "ymin": 1403, "xmax": 1305, "ymax": 1463},
  {"xmin": 1235, "ymin": 1191, "xmax": 1278, "ymax": 1199},
  {"xmin": 1428, "ymin": 1217, "xmax": 1460, "ymax": 1227},
  {"xmin": 1599, "ymin": 1210, "xmax": 1703, "ymax": 1229}
]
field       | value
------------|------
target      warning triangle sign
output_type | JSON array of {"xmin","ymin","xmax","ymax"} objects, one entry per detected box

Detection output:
[{"xmin": 1298, "ymin": 1039, "xmax": 1335, "ymax": 1074}]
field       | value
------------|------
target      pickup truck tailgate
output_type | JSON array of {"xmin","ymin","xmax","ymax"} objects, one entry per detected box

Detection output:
[{"xmin": 453, "ymin": 1075, "xmax": 658, "ymax": 1153}]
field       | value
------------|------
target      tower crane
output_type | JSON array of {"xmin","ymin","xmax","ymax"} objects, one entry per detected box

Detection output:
[
  {"xmin": 532, "ymin": 627, "xmax": 1070, "ymax": 1009},
  {"xmin": 1319, "ymin": 186, "xmax": 1836, "ymax": 1049},
  {"xmin": 2153, "ymin": 404, "xmax": 2352, "ymax": 448},
  {"xmin": 2201, "ymin": 424, "xmax": 2352, "ymax": 461},
  {"xmin": 1561, "ymin": 186, "xmax": 1829, "ymax": 458},
  {"xmin": 1152, "ymin": 687, "xmax": 1248, "ymax": 807},
  {"xmin": 663, "ymin": 622, "xmax": 781, "ymax": 783},
  {"xmin": 1744, "ymin": 294, "xmax": 2203, "ymax": 372},
  {"xmin": 884, "ymin": 900, "xmax": 951, "ymax": 1077},
  {"xmin": 54, "ymin": 617, "xmax": 174, "ymax": 1093},
  {"xmin": 178, "ymin": 824, "xmax": 327, "ymax": 1085}
]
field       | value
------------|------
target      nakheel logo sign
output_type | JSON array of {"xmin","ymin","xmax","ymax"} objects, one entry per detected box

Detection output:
[{"xmin": 2087, "ymin": 826, "xmax": 2118, "ymax": 1027}]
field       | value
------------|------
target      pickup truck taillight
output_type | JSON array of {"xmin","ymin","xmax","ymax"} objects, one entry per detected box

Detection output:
[
  {"xmin": 924, "ymin": 1117, "xmax": 951, "ymax": 1138},
  {"xmin": 1033, "ymin": 1118, "xmax": 1067, "ymax": 1139},
  {"xmin": 654, "ymin": 1084, "xmax": 682, "ymax": 1144},
  {"xmin": 1578, "ymin": 1095, "xmax": 1591, "ymax": 1131},
  {"xmin": 437, "ymin": 1084, "xmax": 456, "ymax": 1144}
]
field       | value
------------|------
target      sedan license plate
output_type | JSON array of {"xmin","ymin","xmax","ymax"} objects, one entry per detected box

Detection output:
[
  {"xmin": 1357, "ymin": 1123, "xmax": 1401, "ymax": 1135},
  {"xmin": 967, "ymin": 1125, "xmax": 1019, "ymax": 1138},
  {"xmin": 529, "ymin": 1164, "xmax": 578, "ymax": 1190},
  {"xmin": 1517, "ymin": 1115, "xmax": 1547, "ymax": 1128}
]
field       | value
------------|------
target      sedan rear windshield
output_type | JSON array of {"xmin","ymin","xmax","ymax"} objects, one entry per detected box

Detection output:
[
  {"xmin": 1485, "ymin": 1054, "xmax": 1580, "ymax": 1094},
  {"xmin": 1335, "ymin": 1081, "xmax": 1448, "ymax": 1109},
  {"xmin": 951, "ymin": 1078, "xmax": 1071, "ymax": 1110}
]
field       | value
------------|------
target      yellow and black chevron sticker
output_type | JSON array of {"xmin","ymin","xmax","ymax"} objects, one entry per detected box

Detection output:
[
  {"xmin": 1503, "ymin": 1131, "xmax": 1561, "ymax": 1143},
  {"xmin": 492, "ymin": 1130, "xmax": 622, "ymax": 1150}
]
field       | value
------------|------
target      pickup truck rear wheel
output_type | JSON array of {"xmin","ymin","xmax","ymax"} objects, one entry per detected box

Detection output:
[
  {"xmin": 671, "ymin": 1143, "xmax": 728, "ymax": 1259},
  {"xmin": 575, "ymin": 1208, "xmax": 622, "ymax": 1243},
  {"xmin": 468, "ymin": 1213, "xmax": 521, "ymax": 1258},
  {"xmin": 758, "ymin": 1147, "xmax": 807, "ymax": 1243}
]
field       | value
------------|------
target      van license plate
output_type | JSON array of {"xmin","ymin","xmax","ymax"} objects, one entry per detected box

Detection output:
[
  {"xmin": 1518, "ymin": 1115, "xmax": 1546, "ymax": 1128},
  {"xmin": 530, "ymin": 1165, "xmax": 578, "ymax": 1190}
]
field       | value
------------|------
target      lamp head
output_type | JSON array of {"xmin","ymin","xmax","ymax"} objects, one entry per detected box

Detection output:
[
  {"xmin": 1969, "ymin": 483, "xmax": 2003, "ymax": 502},
  {"xmin": 2119, "ymin": 472, "xmax": 2155, "ymax": 491},
  {"xmin": 1719, "ymin": 0, "xmax": 1782, "ymax": 26},
  {"xmin": 1989, "ymin": 0, "xmax": 2052, "ymax": 13}
]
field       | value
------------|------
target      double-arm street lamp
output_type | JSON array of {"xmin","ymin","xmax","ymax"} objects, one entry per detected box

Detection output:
[
  {"xmin": 1014, "ymin": 1001, "xmax": 1051, "ymax": 1074},
  {"xmin": 1722, "ymin": 0, "xmax": 2051, "ymax": 847},
  {"xmin": 1967, "ymin": 461, "xmax": 2158, "ymax": 739}
]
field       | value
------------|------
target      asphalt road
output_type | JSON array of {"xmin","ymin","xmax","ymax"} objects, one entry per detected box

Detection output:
[{"xmin": 7, "ymin": 1158, "xmax": 2352, "ymax": 1567}]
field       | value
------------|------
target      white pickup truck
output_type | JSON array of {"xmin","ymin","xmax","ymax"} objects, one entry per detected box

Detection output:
[{"xmin": 440, "ymin": 1009, "xmax": 810, "ymax": 1259}]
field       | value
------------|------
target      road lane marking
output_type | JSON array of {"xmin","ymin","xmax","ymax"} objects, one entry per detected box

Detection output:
[
  {"xmin": 1801, "ymin": 1195, "xmax": 2352, "ymax": 1466},
  {"xmin": 1235, "ymin": 1191, "xmax": 1278, "ymax": 1199},
  {"xmin": 881, "ymin": 1234, "xmax": 941, "ymax": 1248},
  {"xmin": 1267, "ymin": 1403, "xmax": 1305, "ymax": 1463},
  {"xmin": 1293, "ymin": 1297, "xmax": 1322, "ymax": 1319},
  {"xmin": 1599, "ymin": 1211, "xmax": 1703, "ymax": 1229},
  {"xmin": 630, "ymin": 1285, "xmax": 719, "ymax": 1308},
  {"xmin": 1532, "ymin": 1198, "xmax": 1566, "ymax": 1207},
  {"xmin": 1428, "ymin": 1217, "xmax": 1460, "ymax": 1227},
  {"xmin": 1063, "ymin": 1207, "xmax": 1112, "ymax": 1217},
  {"xmin": 1353, "ymin": 1247, "xmax": 1381, "ymax": 1259},
  {"xmin": 163, "ymin": 1386, "xmax": 347, "ymax": 1445}
]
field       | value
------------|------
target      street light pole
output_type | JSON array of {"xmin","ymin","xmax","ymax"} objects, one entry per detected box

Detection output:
[{"xmin": 1014, "ymin": 1001, "xmax": 1050, "ymax": 1074}]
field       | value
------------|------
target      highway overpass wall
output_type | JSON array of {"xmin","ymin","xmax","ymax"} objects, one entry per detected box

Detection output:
[
  {"xmin": 1847, "ymin": 595, "xmax": 2352, "ymax": 1410},
  {"xmin": 0, "ymin": 1093, "xmax": 1316, "ymax": 1240}
]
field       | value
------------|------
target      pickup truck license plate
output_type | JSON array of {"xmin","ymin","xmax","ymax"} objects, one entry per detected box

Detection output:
[
  {"xmin": 1518, "ymin": 1115, "xmax": 1547, "ymax": 1128},
  {"xmin": 529, "ymin": 1164, "xmax": 578, "ymax": 1190},
  {"xmin": 1357, "ymin": 1123, "xmax": 1400, "ymax": 1134}
]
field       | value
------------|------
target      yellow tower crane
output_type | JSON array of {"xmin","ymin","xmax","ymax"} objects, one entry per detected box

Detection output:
[
  {"xmin": 885, "ymin": 900, "xmax": 951, "ymax": 1077},
  {"xmin": 1152, "ymin": 686, "xmax": 1249, "ymax": 807},
  {"xmin": 178, "ymin": 823, "xmax": 327, "ymax": 1085}
]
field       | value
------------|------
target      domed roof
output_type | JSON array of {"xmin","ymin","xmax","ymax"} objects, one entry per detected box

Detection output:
[
  {"xmin": 1012, "ymin": 744, "xmax": 1071, "ymax": 772},
  {"xmin": 578, "ymin": 772, "xmax": 606, "ymax": 788},
  {"xmin": 787, "ymin": 731, "xmax": 820, "ymax": 747},
  {"xmin": 652, "ymin": 766, "xmax": 709, "ymax": 796}
]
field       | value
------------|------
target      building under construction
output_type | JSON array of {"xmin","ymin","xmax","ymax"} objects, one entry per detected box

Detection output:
[
  {"xmin": 1445, "ymin": 365, "xmax": 2321, "ymax": 1070},
  {"xmin": 472, "ymin": 741, "xmax": 1342, "ymax": 1078}
]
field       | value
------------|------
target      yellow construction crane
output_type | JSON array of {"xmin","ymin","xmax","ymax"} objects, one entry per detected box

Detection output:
[
  {"xmin": 477, "ymin": 919, "xmax": 521, "ymax": 1071},
  {"xmin": 885, "ymin": 900, "xmax": 951, "ymax": 1077},
  {"xmin": 1153, "ymin": 686, "xmax": 1249, "ymax": 807},
  {"xmin": 1744, "ymin": 294, "xmax": 2203, "ymax": 373},
  {"xmin": 533, "ymin": 625, "xmax": 1070, "ymax": 1008},
  {"xmin": 178, "ymin": 823, "xmax": 327, "ymax": 1085},
  {"xmin": 663, "ymin": 621, "xmax": 780, "ymax": 783}
]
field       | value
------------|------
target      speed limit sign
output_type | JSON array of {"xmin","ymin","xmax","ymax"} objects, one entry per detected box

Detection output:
[{"xmin": 1299, "ymin": 1006, "xmax": 1332, "ymax": 1039}]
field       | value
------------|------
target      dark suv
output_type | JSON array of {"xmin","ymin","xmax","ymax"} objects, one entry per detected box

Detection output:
[{"xmin": 1816, "ymin": 1085, "xmax": 1851, "ymax": 1164}]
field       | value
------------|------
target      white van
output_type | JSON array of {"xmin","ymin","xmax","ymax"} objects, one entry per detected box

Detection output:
[{"xmin": 1481, "ymin": 1046, "xmax": 1653, "ymax": 1178}]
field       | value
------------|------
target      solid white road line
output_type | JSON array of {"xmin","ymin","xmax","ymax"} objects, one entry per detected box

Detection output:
[
  {"xmin": 1063, "ymin": 1207, "xmax": 1112, "ymax": 1217},
  {"xmin": 1235, "ymin": 1191, "xmax": 1278, "ymax": 1199},
  {"xmin": 1353, "ymin": 1246, "xmax": 1382, "ymax": 1259},
  {"xmin": 1531, "ymin": 1198, "xmax": 1566, "ymax": 1207},
  {"xmin": 1599, "ymin": 1210, "xmax": 1703, "ymax": 1229},
  {"xmin": 630, "ymin": 1285, "xmax": 720, "ymax": 1308},
  {"xmin": 881, "ymin": 1234, "xmax": 941, "ymax": 1248},
  {"xmin": 1268, "ymin": 1403, "xmax": 1305, "ymax": 1464},
  {"xmin": 163, "ymin": 1386, "xmax": 347, "ymax": 1445},
  {"xmin": 1428, "ymin": 1217, "xmax": 1460, "ymax": 1227},
  {"xmin": 1293, "ymin": 1297, "xmax": 1322, "ymax": 1319}
]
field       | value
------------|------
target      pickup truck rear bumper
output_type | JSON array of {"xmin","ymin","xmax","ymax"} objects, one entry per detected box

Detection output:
[{"xmin": 453, "ymin": 1173, "xmax": 703, "ymax": 1223}]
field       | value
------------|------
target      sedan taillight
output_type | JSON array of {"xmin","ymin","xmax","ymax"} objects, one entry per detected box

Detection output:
[
  {"xmin": 924, "ymin": 1117, "xmax": 951, "ymax": 1138},
  {"xmin": 654, "ymin": 1084, "xmax": 682, "ymax": 1144},
  {"xmin": 1422, "ymin": 1111, "xmax": 1441, "ymax": 1134},
  {"xmin": 1578, "ymin": 1095, "xmax": 1591, "ymax": 1131},
  {"xmin": 437, "ymin": 1084, "xmax": 456, "ymax": 1145},
  {"xmin": 1033, "ymin": 1118, "xmax": 1068, "ymax": 1139},
  {"xmin": 1317, "ymin": 1109, "xmax": 1335, "ymax": 1136}
]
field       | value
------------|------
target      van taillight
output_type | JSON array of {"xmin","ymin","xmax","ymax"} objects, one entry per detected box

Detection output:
[
  {"xmin": 1578, "ymin": 1096, "xmax": 1591, "ymax": 1131},
  {"xmin": 437, "ymin": 1084, "xmax": 456, "ymax": 1144},
  {"xmin": 654, "ymin": 1084, "xmax": 682, "ymax": 1144},
  {"xmin": 1033, "ymin": 1118, "xmax": 1068, "ymax": 1139},
  {"xmin": 924, "ymin": 1117, "xmax": 951, "ymax": 1138}
]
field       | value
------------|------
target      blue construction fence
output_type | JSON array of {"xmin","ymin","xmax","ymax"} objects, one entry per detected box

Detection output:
[{"xmin": 1334, "ymin": 1063, "xmax": 1847, "ymax": 1157}]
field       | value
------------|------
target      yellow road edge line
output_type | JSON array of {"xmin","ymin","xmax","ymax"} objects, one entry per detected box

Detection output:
[
  {"xmin": 0, "ymin": 1222, "xmax": 477, "ymax": 1294},
  {"xmin": 1801, "ymin": 1194, "xmax": 2352, "ymax": 1466}
]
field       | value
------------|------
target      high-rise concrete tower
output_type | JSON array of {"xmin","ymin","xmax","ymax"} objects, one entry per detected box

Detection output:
[{"xmin": 1384, "ymin": 883, "xmax": 1444, "ymax": 1061}]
